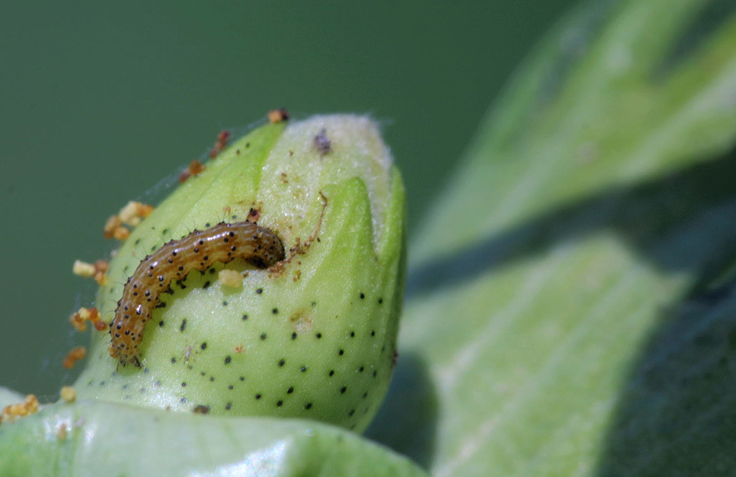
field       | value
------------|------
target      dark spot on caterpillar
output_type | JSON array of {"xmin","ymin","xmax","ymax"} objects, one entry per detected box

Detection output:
[
  {"xmin": 300, "ymin": 366, "xmax": 307, "ymax": 372},
  {"xmin": 287, "ymin": 387, "xmax": 294, "ymax": 394},
  {"xmin": 201, "ymin": 342, "xmax": 207, "ymax": 350},
  {"xmin": 359, "ymin": 292, "xmax": 365, "ymax": 300},
  {"xmin": 225, "ymin": 356, "xmax": 232, "ymax": 364},
  {"xmin": 255, "ymin": 394, "xmax": 262, "ymax": 400},
  {"xmin": 272, "ymin": 308, "xmax": 278, "ymax": 314},
  {"xmin": 304, "ymin": 403, "xmax": 312, "ymax": 410},
  {"xmin": 278, "ymin": 359, "xmax": 285, "ymax": 367},
  {"xmin": 242, "ymin": 314, "xmax": 248, "ymax": 321},
  {"xmin": 203, "ymin": 281, "xmax": 211, "ymax": 289},
  {"xmin": 225, "ymin": 402, "xmax": 232, "ymax": 411},
  {"xmin": 180, "ymin": 319, "xmax": 187, "ymax": 332},
  {"xmin": 260, "ymin": 333, "xmax": 267, "ymax": 340},
  {"xmin": 329, "ymin": 370, "xmax": 334, "ymax": 377},
  {"xmin": 256, "ymin": 288, "xmax": 263, "ymax": 294},
  {"xmin": 108, "ymin": 222, "xmax": 285, "ymax": 366},
  {"xmin": 340, "ymin": 386, "xmax": 347, "ymax": 394}
]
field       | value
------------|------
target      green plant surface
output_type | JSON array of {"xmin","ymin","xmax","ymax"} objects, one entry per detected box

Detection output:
[
  {"xmin": 0, "ymin": 400, "xmax": 425, "ymax": 477},
  {"xmin": 366, "ymin": 0, "xmax": 736, "ymax": 475},
  {"xmin": 3, "ymin": 0, "xmax": 736, "ymax": 475}
]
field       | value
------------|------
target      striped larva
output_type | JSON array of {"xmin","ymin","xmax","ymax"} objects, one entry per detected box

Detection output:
[{"xmin": 109, "ymin": 222, "xmax": 285, "ymax": 367}]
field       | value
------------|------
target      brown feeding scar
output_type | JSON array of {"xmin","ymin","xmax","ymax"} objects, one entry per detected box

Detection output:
[
  {"xmin": 268, "ymin": 191, "xmax": 328, "ymax": 277},
  {"xmin": 109, "ymin": 222, "xmax": 285, "ymax": 367}
]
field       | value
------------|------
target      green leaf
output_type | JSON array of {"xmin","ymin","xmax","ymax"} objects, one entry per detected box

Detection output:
[
  {"xmin": 367, "ymin": 0, "xmax": 736, "ymax": 475},
  {"xmin": 0, "ymin": 396, "xmax": 425, "ymax": 477}
]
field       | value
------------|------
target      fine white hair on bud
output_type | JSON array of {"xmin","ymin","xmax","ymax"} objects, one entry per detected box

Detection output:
[{"xmin": 259, "ymin": 115, "xmax": 394, "ymax": 249}]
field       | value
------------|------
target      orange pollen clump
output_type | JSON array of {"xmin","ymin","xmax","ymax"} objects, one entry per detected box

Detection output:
[
  {"xmin": 1, "ymin": 394, "xmax": 40, "ymax": 423},
  {"xmin": 62, "ymin": 346, "xmax": 87, "ymax": 369},
  {"xmin": 268, "ymin": 108, "xmax": 290, "ymax": 124},
  {"xmin": 209, "ymin": 129, "xmax": 231, "ymax": 158},
  {"xmin": 69, "ymin": 307, "xmax": 104, "ymax": 333},
  {"xmin": 179, "ymin": 159, "xmax": 206, "ymax": 183}
]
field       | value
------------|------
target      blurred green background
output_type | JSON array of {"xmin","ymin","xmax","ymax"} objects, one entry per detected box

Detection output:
[{"xmin": 0, "ymin": 1, "xmax": 577, "ymax": 397}]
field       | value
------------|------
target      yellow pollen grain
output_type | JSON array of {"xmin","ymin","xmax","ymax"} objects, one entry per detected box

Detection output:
[
  {"xmin": 113, "ymin": 226, "xmax": 130, "ymax": 240},
  {"xmin": 218, "ymin": 269, "xmax": 243, "ymax": 288},
  {"xmin": 72, "ymin": 260, "xmax": 95, "ymax": 278},
  {"xmin": 60, "ymin": 386, "xmax": 77, "ymax": 403}
]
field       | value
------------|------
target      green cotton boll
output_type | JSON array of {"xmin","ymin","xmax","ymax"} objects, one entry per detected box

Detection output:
[{"xmin": 74, "ymin": 114, "xmax": 406, "ymax": 433}]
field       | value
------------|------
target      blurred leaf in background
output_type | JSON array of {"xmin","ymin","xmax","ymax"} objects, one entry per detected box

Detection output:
[{"xmin": 368, "ymin": 0, "xmax": 736, "ymax": 475}]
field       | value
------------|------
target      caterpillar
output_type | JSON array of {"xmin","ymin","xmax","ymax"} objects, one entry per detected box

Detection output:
[{"xmin": 109, "ymin": 222, "xmax": 285, "ymax": 367}]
